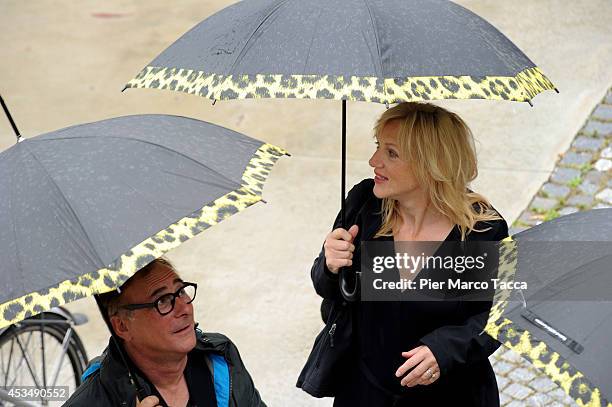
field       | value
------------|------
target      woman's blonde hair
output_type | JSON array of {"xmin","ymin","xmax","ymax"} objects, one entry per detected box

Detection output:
[{"xmin": 374, "ymin": 102, "xmax": 501, "ymax": 240}]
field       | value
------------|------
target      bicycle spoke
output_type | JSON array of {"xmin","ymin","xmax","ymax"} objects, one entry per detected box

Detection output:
[
  {"xmin": 0, "ymin": 318, "xmax": 88, "ymax": 406},
  {"xmin": 50, "ymin": 328, "xmax": 72, "ymax": 387},
  {"xmin": 41, "ymin": 325, "xmax": 47, "ymax": 389},
  {"xmin": 2, "ymin": 336, "xmax": 15, "ymax": 385},
  {"xmin": 14, "ymin": 332, "xmax": 42, "ymax": 388},
  {"xmin": 8, "ymin": 330, "xmax": 36, "ymax": 387}
]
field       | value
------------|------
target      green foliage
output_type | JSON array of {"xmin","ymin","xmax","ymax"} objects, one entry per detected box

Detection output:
[
  {"xmin": 567, "ymin": 176, "xmax": 582, "ymax": 188},
  {"xmin": 543, "ymin": 209, "xmax": 560, "ymax": 222}
]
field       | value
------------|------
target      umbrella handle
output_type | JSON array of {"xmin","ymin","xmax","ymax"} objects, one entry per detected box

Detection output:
[{"xmin": 339, "ymin": 269, "xmax": 360, "ymax": 302}]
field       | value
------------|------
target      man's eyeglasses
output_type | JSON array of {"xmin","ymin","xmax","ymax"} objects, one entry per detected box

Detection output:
[{"xmin": 120, "ymin": 282, "xmax": 197, "ymax": 316}]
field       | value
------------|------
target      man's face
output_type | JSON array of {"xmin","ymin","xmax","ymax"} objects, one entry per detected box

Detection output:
[{"xmin": 113, "ymin": 263, "xmax": 196, "ymax": 360}]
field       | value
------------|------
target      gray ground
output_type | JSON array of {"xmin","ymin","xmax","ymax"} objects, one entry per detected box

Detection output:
[{"xmin": 1, "ymin": 1, "xmax": 611, "ymax": 406}]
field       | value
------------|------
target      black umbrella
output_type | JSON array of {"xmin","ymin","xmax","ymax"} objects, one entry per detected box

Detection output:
[
  {"xmin": 485, "ymin": 209, "xmax": 612, "ymax": 407},
  {"xmin": 0, "ymin": 105, "xmax": 287, "ymax": 329},
  {"xmin": 125, "ymin": 0, "xmax": 557, "ymax": 299}
]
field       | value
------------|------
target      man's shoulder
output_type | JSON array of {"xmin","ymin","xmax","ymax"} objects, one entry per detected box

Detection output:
[
  {"xmin": 195, "ymin": 330, "xmax": 245, "ymax": 359},
  {"xmin": 62, "ymin": 372, "xmax": 112, "ymax": 407},
  {"xmin": 196, "ymin": 330, "xmax": 232, "ymax": 349}
]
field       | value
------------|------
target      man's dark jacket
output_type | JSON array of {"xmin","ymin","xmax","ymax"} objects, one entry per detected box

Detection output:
[{"xmin": 63, "ymin": 329, "xmax": 265, "ymax": 407}]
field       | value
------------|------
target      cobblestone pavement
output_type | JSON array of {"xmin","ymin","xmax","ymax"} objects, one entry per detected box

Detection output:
[{"xmin": 490, "ymin": 87, "xmax": 612, "ymax": 406}]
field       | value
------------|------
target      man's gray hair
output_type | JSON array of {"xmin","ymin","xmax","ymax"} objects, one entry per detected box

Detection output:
[{"xmin": 98, "ymin": 257, "xmax": 176, "ymax": 319}]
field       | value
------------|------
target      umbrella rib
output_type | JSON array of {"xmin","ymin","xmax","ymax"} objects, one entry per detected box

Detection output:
[
  {"xmin": 302, "ymin": 7, "xmax": 323, "ymax": 75},
  {"xmin": 21, "ymin": 143, "xmax": 106, "ymax": 267},
  {"xmin": 523, "ymin": 253, "xmax": 612, "ymax": 303},
  {"xmin": 361, "ymin": 0, "xmax": 384, "ymax": 78},
  {"xmin": 582, "ymin": 310, "xmax": 612, "ymax": 342},
  {"xmin": 33, "ymin": 135, "xmax": 244, "ymax": 189},
  {"xmin": 8, "ymin": 149, "xmax": 25, "ymax": 299},
  {"xmin": 227, "ymin": 0, "xmax": 292, "ymax": 75}
]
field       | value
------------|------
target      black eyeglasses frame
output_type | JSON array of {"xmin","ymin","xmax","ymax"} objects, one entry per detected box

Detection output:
[{"xmin": 119, "ymin": 282, "xmax": 198, "ymax": 316}]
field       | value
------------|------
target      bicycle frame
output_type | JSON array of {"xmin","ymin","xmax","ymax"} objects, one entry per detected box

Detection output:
[{"xmin": 0, "ymin": 308, "xmax": 88, "ymax": 407}]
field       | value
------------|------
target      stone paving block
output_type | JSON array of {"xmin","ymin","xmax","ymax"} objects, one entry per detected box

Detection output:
[
  {"xmin": 508, "ymin": 367, "xmax": 537, "ymax": 383},
  {"xmin": 507, "ymin": 400, "xmax": 527, "ymax": 407},
  {"xmin": 572, "ymin": 136, "xmax": 604, "ymax": 151},
  {"xmin": 558, "ymin": 206, "xmax": 579, "ymax": 216},
  {"xmin": 583, "ymin": 120, "xmax": 612, "ymax": 137},
  {"xmin": 578, "ymin": 181, "xmax": 598, "ymax": 195},
  {"xmin": 584, "ymin": 170, "xmax": 604, "ymax": 184},
  {"xmin": 596, "ymin": 188, "xmax": 612, "ymax": 204},
  {"xmin": 525, "ymin": 393, "xmax": 554, "ymax": 407},
  {"xmin": 594, "ymin": 158, "xmax": 612, "ymax": 172},
  {"xmin": 602, "ymin": 146, "xmax": 612, "ymax": 159},
  {"xmin": 550, "ymin": 386, "xmax": 575, "ymax": 404},
  {"xmin": 500, "ymin": 349, "xmax": 524, "ymax": 363},
  {"xmin": 529, "ymin": 376, "xmax": 560, "ymax": 393},
  {"xmin": 494, "ymin": 360, "xmax": 514, "ymax": 375},
  {"xmin": 592, "ymin": 104, "xmax": 612, "ymax": 121},
  {"xmin": 505, "ymin": 382, "xmax": 534, "ymax": 401},
  {"xmin": 595, "ymin": 203, "xmax": 611, "ymax": 209},
  {"xmin": 500, "ymin": 392, "xmax": 512, "ymax": 406},
  {"xmin": 560, "ymin": 151, "xmax": 593, "ymax": 166},
  {"xmin": 497, "ymin": 375, "xmax": 510, "ymax": 391},
  {"xmin": 526, "ymin": 395, "xmax": 568, "ymax": 407},
  {"xmin": 530, "ymin": 197, "xmax": 558, "ymax": 212},
  {"xmin": 518, "ymin": 211, "xmax": 539, "ymax": 225},
  {"xmin": 567, "ymin": 194, "xmax": 595, "ymax": 207},
  {"xmin": 542, "ymin": 182, "xmax": 570, "ymax": 199},
  {"xmin": 550, "ymin": 167, "xmax": 580, "ymax": 184}
]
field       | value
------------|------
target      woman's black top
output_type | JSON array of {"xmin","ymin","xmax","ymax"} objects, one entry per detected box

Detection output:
[{"xmin": 311, "ymin": 179, "xmax": 508, "ymax": 406}]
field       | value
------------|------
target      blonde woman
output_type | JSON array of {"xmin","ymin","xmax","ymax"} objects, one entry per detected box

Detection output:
[{"xmin": 310, "ymin": 102, "xmax": 507, "ymax": 406}]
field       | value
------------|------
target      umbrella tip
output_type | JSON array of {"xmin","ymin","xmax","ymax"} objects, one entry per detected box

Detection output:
[
  {"xmin": 554, "ymin": 88, "xmax": 560, "ymax": 94},
  {"xmin": 527, "ymin": 99, "xmax": 534, "ymax": 107},
  {"xmin": 260, "ymin": 199, "xmax": 268, "ymax": 204},
  {"xmin": 212, "ymin": 99, "xmax": 217, "ymax": 106},
  {"xmin": 121, "ymin": 85, "xmax": 128, "ymax": 93}
]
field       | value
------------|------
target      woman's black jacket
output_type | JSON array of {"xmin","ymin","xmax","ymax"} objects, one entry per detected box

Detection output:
[{"xmin": 310, "ymin": 179, "xmax": 508, "ymax": 406}]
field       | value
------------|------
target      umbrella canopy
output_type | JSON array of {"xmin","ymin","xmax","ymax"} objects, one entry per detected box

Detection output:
[
  {"xmin": 0, "ymin": 114, "xmax": 287, "ymax": 329},
  {"xmin": 125, "ymin": 0, "xmax": 556, "ymax": 103},
  {"xmin": 124, "ymin": 0, "xmax": 558, "ymax": 301},
  {"xmin": 486, "ymin": 209, "xmax": 612, "ymax": 407}
]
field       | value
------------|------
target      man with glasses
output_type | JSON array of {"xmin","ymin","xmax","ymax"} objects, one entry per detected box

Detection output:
[{"xmin": 63, "ymin": 257, "xmax": 265, "ymax": 407}]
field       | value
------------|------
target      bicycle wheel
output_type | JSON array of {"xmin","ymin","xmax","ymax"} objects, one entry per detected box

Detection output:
[{"xmin": 0, "ymin": 313, "xmax": 88, "ymax": 406}]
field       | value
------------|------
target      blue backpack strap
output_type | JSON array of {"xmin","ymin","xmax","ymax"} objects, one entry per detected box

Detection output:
[
  {"xmin": 209, "ymin": 354, "xmax": 230, "ymax": 407},
  {"xmin": 80, "ymin": 359, "xmax": 102, "ymax": 382}
]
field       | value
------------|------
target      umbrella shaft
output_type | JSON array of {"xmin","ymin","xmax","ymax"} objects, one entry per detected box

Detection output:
[
  {"xmin": 0, "ymin": 94, "xmax": 21, "ymax": 141},
  {"xmin": 341, "ymin": 99, "xmax": 346, "ymax": 228}
]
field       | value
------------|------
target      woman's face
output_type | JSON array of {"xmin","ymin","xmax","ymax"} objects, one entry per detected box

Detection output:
[{"xmin": 368, "ymin": 119, "xmax": 422, "ymax": 200}]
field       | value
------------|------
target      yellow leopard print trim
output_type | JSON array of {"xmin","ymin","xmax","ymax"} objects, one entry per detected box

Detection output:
[
  {"xmin": 485, "ymin": 237, "xmax": 611, "ymax": 407},
  {"xmin": 125, "ymin": 66, "xmax": 555, "ymax": 103},
  {"xmin": 487, "ymin": 317, "xmax": 610, "ymax": 407},
  {"xmin": 0, "ymin": 143, "xmax": 287, "ymax": 329},
  {"xmin": 485, "ymin": 237, "xmax": 518, "ymax": 330},
  {"xmin": 241, "ymin": 143, "xmax": 286, "ymax": 196}
]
